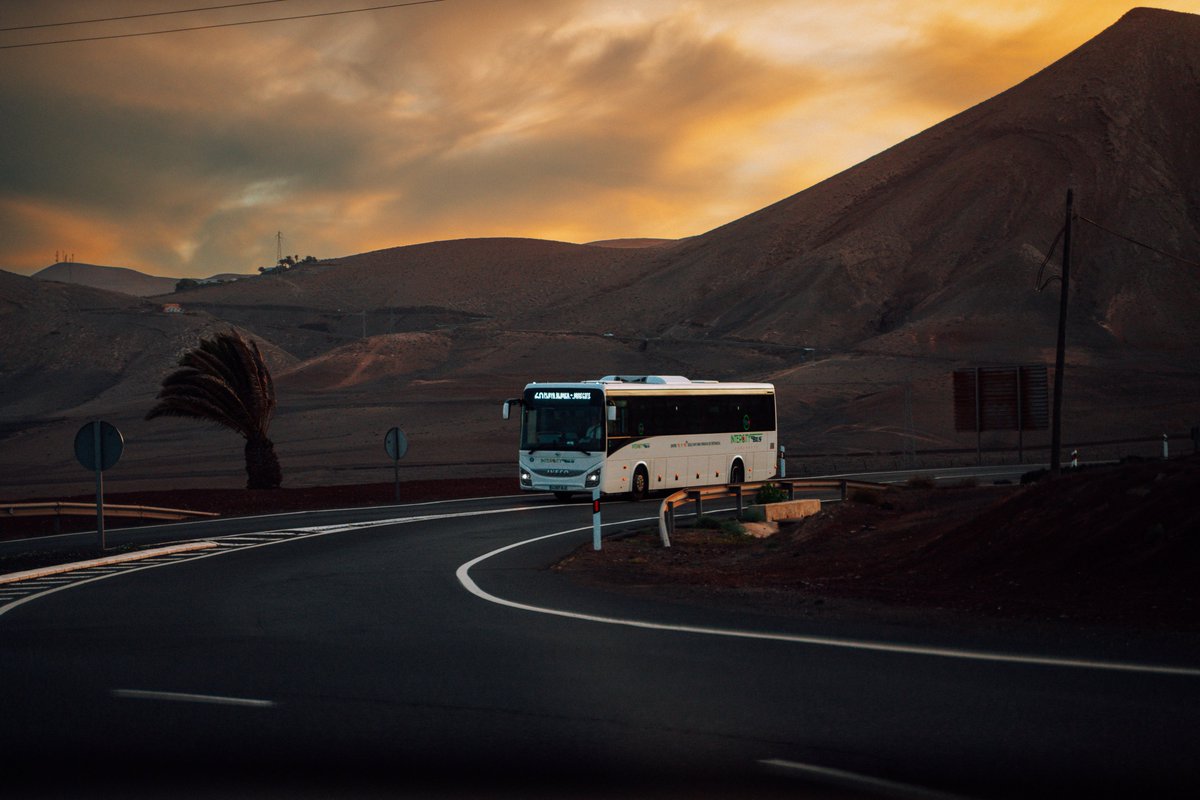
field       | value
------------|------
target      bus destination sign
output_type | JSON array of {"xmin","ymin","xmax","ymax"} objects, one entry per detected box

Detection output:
[{"xmin": 533, "ymin": 391, "xmax": 593, "ymax": 401}]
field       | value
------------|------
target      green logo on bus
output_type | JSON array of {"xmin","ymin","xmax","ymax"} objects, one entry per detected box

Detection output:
[{"xmin": 731, "ymin": 433, "xmax": 763, "ymax": 444}]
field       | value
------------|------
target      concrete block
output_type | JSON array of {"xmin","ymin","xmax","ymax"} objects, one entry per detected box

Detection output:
[{"xmin": 750, "ymin": 498, "xmax": 821, "ymax": 522}]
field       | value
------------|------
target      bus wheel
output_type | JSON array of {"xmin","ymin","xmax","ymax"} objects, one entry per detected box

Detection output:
[
  {"xmin": 630, "ymin": 466, "xmax": 649, "ymax": 502},
  {"xmin": 553, "ymin": 491, "xmax": 574, "ymax": 502},
  {"xmin": 729, "ymin": 461, "xmax": 745, "ymax": 486}
]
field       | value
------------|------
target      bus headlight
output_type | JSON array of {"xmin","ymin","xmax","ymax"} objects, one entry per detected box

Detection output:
[
  {"xmin": 520, "ymin": 470, "xmax": 532, "ymax": 486},
  {"xmin": 585, "ymin": 468, "xmax": 601, "ymax": 487}
]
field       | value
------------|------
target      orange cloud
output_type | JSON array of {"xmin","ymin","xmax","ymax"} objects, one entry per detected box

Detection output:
[{"xmin": 2, "ymin": 0, "xmax": 1198, "ymax": 277}]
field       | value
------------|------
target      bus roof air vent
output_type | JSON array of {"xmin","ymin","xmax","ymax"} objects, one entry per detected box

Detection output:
[{"xmin": 598, "ymin": 375, "xmax": 692, "ymax": 384}]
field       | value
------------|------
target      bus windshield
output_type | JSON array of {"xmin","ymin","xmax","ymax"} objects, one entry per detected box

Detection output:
[{"xmin": 520, "ymin": 388, "xmax": 605, "ymax": 453}]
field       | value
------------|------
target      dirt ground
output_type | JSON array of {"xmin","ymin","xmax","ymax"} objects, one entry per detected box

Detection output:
[{"xmin": 556, "ymin": 456, "xmax": 1200, "ymax": 633}]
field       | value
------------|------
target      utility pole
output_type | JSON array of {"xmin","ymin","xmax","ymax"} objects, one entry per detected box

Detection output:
[
  {"xmin": 1049, "ymin": 189, "xmax": 1073, "ymax": 475},
  {"xmin": 276, "ymin": 231, "xmax": 283, "ymax": 263},
  {"xmin": 902, "ymin": 382, "xmax": 915, "ymax": 469}
]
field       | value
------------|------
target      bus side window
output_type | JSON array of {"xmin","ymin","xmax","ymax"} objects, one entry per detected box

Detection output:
[{"xmin": 610, "ymin": 401, "xmax": 629, "ymax": 435}]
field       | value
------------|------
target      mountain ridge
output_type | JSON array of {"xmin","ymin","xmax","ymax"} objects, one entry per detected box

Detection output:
[{"xmin": 2, "ymin": 8, "xmax": 1198, "ymax": 495}]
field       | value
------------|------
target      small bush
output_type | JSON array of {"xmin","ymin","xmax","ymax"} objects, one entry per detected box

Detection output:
[
  {"xmin": 755, "ymin": 482, "xmax": 789, "ymax": 504},
  {"xmin": 693, "ymin": 514, "xmax": 747, "ymax": 536}
]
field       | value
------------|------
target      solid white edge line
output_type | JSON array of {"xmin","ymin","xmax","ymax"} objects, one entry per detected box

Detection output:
[
  {"xmin": 0, "ymin": 492, "xmax": 534, "ymax": 548},
  {"xmin": 456, "ymin": 523, "xmax": 1200, "ymax": 678},
  {"xmin": 112, "ymin": 689, "xmax": 275, "ymax": 708},
  {"xmin": 0, "ymin": 541, "xmax": 218, "ymax": 585},
  {"xmin": 0, "ymin": 503, "xmax": 562, "ymax": 620},
  {"xmin": 759, "ymin": 759, "xmax": 971, "ymax": 800}
]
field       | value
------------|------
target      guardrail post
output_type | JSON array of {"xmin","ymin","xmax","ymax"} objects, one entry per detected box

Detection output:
[
  {"xmin": 688, "ymin": 490, "xmax": 703, "ymax": 520},
  {"xmin": 733, "ymin": 486, "xmax": 743, "ymax": 520},
  {"xmin": 840, "ymin": 480, "xmax": 848, "ymax": 501},
  {"xmin": 786, "ymin": 481, "xmax": 796, "ymax": 501},
  {"xmin": 667, "ymin": 501, "xmax": 675, "ymax": 537},
  {"xmin": 592, "ymin": 486, "xmax": 602, "ymax": 551}
]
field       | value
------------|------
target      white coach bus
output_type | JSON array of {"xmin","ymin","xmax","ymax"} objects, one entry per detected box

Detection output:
[{"xmin": 502, "ymin": 375, "xmax": 777, "ymax": 500}]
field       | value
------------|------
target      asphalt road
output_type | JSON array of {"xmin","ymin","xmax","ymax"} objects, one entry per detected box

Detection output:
[{"xmin": 2, "ymin": 490, "xmax": 1198, "ymax": 798}]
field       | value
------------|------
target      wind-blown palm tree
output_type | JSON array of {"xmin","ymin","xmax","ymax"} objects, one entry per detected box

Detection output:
[{"xmin": 146, "ymin": 329, "xmax": 282, "ymax": 489}]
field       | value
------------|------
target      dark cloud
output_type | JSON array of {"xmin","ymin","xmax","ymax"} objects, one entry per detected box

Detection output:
[{"xmin": 2, "ymin": 0, "xmax": 1180, "ymax": 276}]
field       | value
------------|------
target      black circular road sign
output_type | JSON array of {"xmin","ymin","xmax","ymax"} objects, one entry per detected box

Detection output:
[
  {"xmin": 384, "ymin": 427, "xmax": 408, "ymax": 461},
  {"xmin": 74, "ymin": 420, "xmax": 124, "ymax": 471}
]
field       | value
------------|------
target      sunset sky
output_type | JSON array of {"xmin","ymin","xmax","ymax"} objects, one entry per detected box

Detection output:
[{"xmin": 2, "ymin": 0, "xmax": 1198, "ymax": 278}]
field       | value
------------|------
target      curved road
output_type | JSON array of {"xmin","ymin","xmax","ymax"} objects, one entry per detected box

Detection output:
[{"xmin": 2, "ymin": 492, "xmax": 1198, "ymax": 798}]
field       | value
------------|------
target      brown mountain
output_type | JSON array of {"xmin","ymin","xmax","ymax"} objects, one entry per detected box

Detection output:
[
  {"xmin": 33, "ymin": 262, "xmax": 179, "ymax": 297},
  {"xmin": 545, "ymin": 7, "xmax": 1200, "ymax": 354},
  {"xmin": 2, "ymin": 8, "xmax": 1198, "ymax": 497}
]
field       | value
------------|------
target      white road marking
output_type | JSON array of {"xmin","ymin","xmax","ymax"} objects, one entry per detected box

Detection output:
[
  {"xmin": 0, "ymin": 492, "xmax": 528, "ymax": 549},
  {"xmin": 112, "ymin": 689, "xmax": 275, "ymax": 708},
  {"xmin": 457, "ymin": 522, "xmax": 1200, "ymax": 678},
  {"xmin": 0, "ymin": 503, "xmax": 561, "ymax": 619},
  {"xmin": 760, "ymin": 759, "xmax": 971, "ymax": 800}
]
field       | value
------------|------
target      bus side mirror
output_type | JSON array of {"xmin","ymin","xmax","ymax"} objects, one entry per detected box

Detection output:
[
  {"xmin": 502, "ymin": 401, "xmax": 511, "ymax": 420},
  {"xmin": 503, "ymin": 398, "xmax": 521, "ymax": 420},
  {"xmin": 607, "ymin": 405, "xmax": 617, "ymax": 422}
]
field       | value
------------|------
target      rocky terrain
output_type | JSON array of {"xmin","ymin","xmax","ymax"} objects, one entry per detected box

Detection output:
[{"xmin": 556, "ymin": 455, "xmax": 1200, "ymax": 634}]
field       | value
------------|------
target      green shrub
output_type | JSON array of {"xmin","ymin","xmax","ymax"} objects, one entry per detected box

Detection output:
[
  {"xmin": 693, "ymin": 514, "xmax": 747, "ymax": 536},
  {"xmin": 755, "ymin": 482, "xmax": 789, "ymax": 504}
]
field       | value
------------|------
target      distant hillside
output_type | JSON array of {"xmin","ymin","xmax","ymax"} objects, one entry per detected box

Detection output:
[
  {"xmin": 585, "ymin": 238, "xmax": 677, "ymax": 249},
  {"xmin": 0, "ymin": 269, "xmax": 295, "ymax": 419},
  {"xmin": 31, "ymin": 262, "xmax": 254, "ymax": 297},
  {"xmin": 169, "ymin": 237, "xmax": 655, "ymax": 318},
  {"xmin": 33, "ymin": 262, "xmax": 178, "ymax": 297}
]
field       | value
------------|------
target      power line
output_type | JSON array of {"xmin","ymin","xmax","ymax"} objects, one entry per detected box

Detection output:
[
  {"xmin": 1034, "ymin": 224, "xmax": 1065, "ymax": 291},
  {"xmin": 1075, "ymin": 214, "xmax": 1200, "ymax": 268},
  {"xmin": 0, "ymin": 0, "xmax": 445, "ymax": 50},
  {"xmin": 0, "ymin": 1, "xmax": 289, "ymax": 33},
  {"xmin": 1035, "ymin": 211, "xmax": 1198, "ymax": 293}
]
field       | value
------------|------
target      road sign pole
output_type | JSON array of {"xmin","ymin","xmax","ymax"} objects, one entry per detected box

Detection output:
[
  {"xmin": 384, "ymin": 427, "xmax": 408, "ymax": 504},
  {"xmin": 93, "ymin": 422, "xmax": 105, "ymax": 551},
  {"xmin": 74, "ymin": 420, "xmax": 123, "ymax": 553},
  {"xmin": 592, "ymin": 486, "xmax": 602, "ymax": 551}
]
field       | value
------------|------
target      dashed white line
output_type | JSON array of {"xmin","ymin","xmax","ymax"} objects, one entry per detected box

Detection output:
[
  {"xmin": 760, "ymin": 759, "xmax": 971, "ymax": 800},
  {"xmin": 112, "ymin": 689, "xmax": 275, "ymax": 708}
]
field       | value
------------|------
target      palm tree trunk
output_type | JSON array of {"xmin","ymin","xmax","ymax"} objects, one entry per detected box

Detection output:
[{"xmin": 245, "ymin": 435, "xmax": 282, "ymax": 489}]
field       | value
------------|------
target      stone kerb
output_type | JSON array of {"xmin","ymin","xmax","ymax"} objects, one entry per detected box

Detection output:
[{"xmin": 748, "ymin": 498, "xmax": 821, "ymax": 522}]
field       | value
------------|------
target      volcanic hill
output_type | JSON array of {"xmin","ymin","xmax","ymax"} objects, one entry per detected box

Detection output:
[{"xmin": 2, "ymin": 8, "xmax": 1198, "ymax": 496}]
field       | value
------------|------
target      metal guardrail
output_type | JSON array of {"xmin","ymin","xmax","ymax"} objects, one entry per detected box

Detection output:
[
  {"xmin": 656, "ymin": 478, "xmax": 887, "ymax": 547},
  {"xmin": 1, "ymin": 502, "xmax": 219, "ymax": 530}
]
